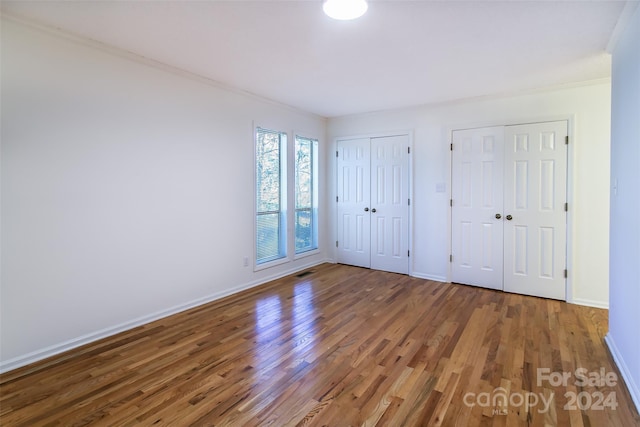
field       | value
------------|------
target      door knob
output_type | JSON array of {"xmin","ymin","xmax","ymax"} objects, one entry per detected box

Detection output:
[
  {"xmin": 506, "ymin": 215, "xmax": 513, "ymax": 221},
  {"xmin": 495, "ymin": 213, "xmax": 502, "ymax": 219},
  {"xmin": 371, "ymin": 208, "xmax": 377, "ymax": 213},
  {"xmin": 364, "ymin": 207, "xmax": 369, "ymax": 212}
]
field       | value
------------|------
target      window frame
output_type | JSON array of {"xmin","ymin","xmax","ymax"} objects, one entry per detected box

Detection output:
[
  {"xmin": 293, "ymin": 134, "xmax": 319, "ymax": 257},
  {"xmin": 254, "ymin": 126, "xmax": 288, "ymax": 270}
]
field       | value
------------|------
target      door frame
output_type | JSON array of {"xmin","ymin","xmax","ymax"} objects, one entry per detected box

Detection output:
[
  {"xmin": 332, "ymin": 130, "xmax": 414, "ymax": 276},
  {"xmin": 447, "ymin": 116, "xmax": 575, "ymax": 302}
]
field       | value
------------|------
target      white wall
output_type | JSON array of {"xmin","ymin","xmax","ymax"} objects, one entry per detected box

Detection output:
[
  {"xmin": 328, "ymin": 82, "xmax": 611, "ymax": 307},
  {"xmin": 0, "ymin": 18, "xmax": 328, "ymax": 371},
  {"xmin": 606, "ymin": 4, "xmax": 640, "ymax": 412},
  {"xmin": 0, "ymin": 13, "xmax": 618, "ymax": 374}
]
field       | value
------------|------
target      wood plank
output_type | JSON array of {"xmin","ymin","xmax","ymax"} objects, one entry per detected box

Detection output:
[{"xmin": 1, "ymin": 264, "xmax": 638, "ymax": 426}]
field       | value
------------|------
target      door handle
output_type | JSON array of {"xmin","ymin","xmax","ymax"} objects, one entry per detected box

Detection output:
[
  {"xmin": 371, "ymin": 208, "xmax": 377, "ymax": 213},
  {"xmin": 495, "ymin": 213, "xmax": 502, "ymax": 219},
  {"xmin": 506, "ymin": 215, "xmax": 513, "ymax": 221},
  {"xmin": 364, "ymin": 207, "xmax": 369, "ymax": 212}
]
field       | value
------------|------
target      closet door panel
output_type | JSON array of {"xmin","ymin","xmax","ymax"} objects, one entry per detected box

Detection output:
[
  {"xmin": 503, "ymin": 121, "xmax": 568, "ymax": 300},
  {"xmin": 337, "ymin": 138, "xmax": 371, "ymax": 268},
  {"xmin": 370, "ymin": 135, "xmax": 409, "ymax": 274},
  {"xmin": 451, "ymin": 127, "xmax": 505, "ymax": 290}
]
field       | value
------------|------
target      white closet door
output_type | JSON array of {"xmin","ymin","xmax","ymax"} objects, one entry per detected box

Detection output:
[
  {"xmin": 370, "ymin": 135, "xmax": 410, "ymax": 274},
  {"xmin": 337, "ymin": 138, "xmax": 371, "ymax": 268},
  {"xmin": 451, "ymin": 127, "xmax": 505, "ymax": 290},
  {"xmin": 503, "ymin": 122, "xmax": 568, "ymax": 300}
]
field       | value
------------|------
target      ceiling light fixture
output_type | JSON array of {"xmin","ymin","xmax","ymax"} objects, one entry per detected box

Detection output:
[{"xmin": 323, "ymin": 0, "xmax": 368, "ymax": 20}]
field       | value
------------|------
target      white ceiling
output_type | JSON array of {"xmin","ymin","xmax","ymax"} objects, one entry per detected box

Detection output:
[{"xmin": 1, "ymin": 0, "xmax": 629, "ymax": 118}]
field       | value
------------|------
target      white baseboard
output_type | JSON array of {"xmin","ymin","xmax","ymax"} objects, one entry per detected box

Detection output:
[
  {"xmin": 0, "ymin": 259, "xmax": 328, "ymax": 374},
  {"xmin": 568, "ymin": 298, "xmax": 609, "ymax": 309},
  {"xmin": 411, "ymin": 272, "xmax": 448, "ymax": 283},
  {"xmin": 605, "ymin": 333, "xmax": 640, "ymax": 414}
]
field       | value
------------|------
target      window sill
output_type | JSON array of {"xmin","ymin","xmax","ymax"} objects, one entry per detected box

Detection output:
[
  {"xmin": 294, "ymin": 248, "xmax": 320, "ymax": 260},
  {"xmin": 254, "ymin": 256, "xmax": 289, "ymax": 272}
]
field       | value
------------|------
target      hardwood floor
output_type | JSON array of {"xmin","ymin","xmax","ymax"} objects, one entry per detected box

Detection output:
[{"xmin": 1, "ymin": 263, "xmax": 638, "ymax": 426}]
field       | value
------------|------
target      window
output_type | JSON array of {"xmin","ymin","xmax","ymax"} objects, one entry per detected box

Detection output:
[
  {"xmin": 295, "ymin": 135, "xmax": 318, "ymax": 254},
  {"xmin": 256, "ymin": 128, "xmax": 287, "ymax": 264}
]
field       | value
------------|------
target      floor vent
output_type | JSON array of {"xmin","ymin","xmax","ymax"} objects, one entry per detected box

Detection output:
[{"xmin": 296, "ymin": 270, "xmax": 314, "ymax": 278}]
